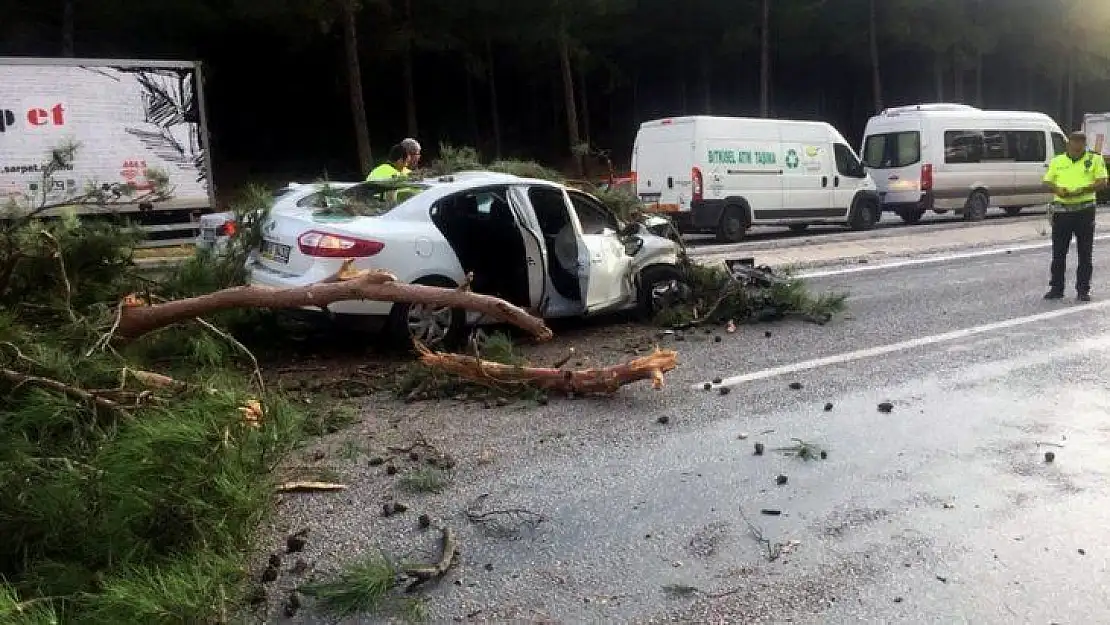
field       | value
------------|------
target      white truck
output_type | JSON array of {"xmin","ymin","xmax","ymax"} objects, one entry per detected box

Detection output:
[
  {"xmin": 1083, "ymin": 112, "xmax": 1110, "ymax": 203},
  {"xmin": 631, "ymin": 116, "xmax": 880, "ymax": 243},
  {"xmin": 0, "ymin": 57, "xmax": 215, "ymax": 247}
]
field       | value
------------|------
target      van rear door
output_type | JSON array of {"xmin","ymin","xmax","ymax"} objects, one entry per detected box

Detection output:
[
  {"xmin": 633, "ymin": 120, "xmax": 696, "ymax": 216},
  {"xmin": 862, "ymin": 127, "xmax": 924, "ymax": 207}
]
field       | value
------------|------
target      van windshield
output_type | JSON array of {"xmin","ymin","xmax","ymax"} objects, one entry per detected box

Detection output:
[{"xmin": 862, "ymin": 131, "xmax": 921, "ymax": 169}]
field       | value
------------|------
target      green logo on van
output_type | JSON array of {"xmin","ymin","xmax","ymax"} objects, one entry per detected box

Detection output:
[{"xmin": 785, "ymin": 149, "xmax": 800, "ymax": 169}]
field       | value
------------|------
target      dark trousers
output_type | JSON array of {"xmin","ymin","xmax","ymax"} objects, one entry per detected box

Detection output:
[{"xmin": 1050, "ymin": 209, "xmax": 1096, "ymax": 294}]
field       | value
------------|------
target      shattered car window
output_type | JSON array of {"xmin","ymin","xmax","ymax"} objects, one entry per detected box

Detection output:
[{"xmin": 296, "ymin": 181, "xmax": 428, "ymax": 216}]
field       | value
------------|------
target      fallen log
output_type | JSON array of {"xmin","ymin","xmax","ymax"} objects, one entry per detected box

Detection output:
[
  {"xmin": 415, "ymin": 343, "xmax": 678, "ymax": 394},
  {"xmin": 116, "ymin": 260, "xmax": 553, "ymax": 342}
]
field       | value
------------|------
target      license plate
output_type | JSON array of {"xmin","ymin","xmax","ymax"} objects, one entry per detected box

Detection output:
[{"xmin": 260, "ymin": 240, "xmax": 291, "ymax": 263}]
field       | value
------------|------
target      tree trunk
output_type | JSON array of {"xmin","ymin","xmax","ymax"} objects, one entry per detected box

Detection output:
[
  {"xmin": 759, "ymin": 0, "xmax": 771, "ymax": 117},
  {"xmin": 868, "ymin": 0, "xmax": 883, "ymax": 113},
  {"xmin": 680, "ymin": 76, "xmax": 688, "ymax": 115},
  {"xmin": 934, "ymin": 52, "xmax": 945, "ymax": 101},
  {"xmin": 952, "ymin": 51, "xmax": 965, "ymax": 102},
  {"xmin": 701, "ymin": 53, "xmax": 712, "ymax": 114},
  {"xmin": 974, "ymin": 50, "xmax": 984, "ymax": 107},
  {"xmin": 416, "ymin": 344, "xmax": 677, "ymax": 395},
  {"xmin": 1025, "ymin": 71, "xmax": 1035, "ymax": 109},
  {"xmin": 341, "ymin": 0, "xmax": 372, "ymax": 173},
  {"xmin": 577, "ymin": 58, "xmax": 592, "ymax": 149},
  {"xmin": 557, "ymin": 18, "xmax": 583, "ymax": 176},
  {"xmin": 116, "ymin": 261, "xmax": 553, "ymax": 342},
  {"xmin": 464, "ymin": 65, "xmax": 481, "ymax": 151},
  {"xmin": 484, "ymin": 36, "xmax": 503, "ymax": 159},
  {"xmin": 1065, "ymin": 53, "xmax": 1076, "ymax": 131},
  {"xmin": 632, "ymin": 69, "xmax": 640, "ymax": 123},
  {"xmin": 402, "ymin": 0, "xmax": 418, "ymax": 137},
  {"xmin": 61, "ymin": 0, "xmax": 75, "ymax": 56}
]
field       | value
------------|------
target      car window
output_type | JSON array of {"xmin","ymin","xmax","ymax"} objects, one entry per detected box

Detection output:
[
  {"xmin": 862, "ymin": 131, "xmax": 920, "ymax": 169},
  {"xmin": 833, "ymin": 144, "xmax": 865, "ymax": 178},
  {"xmin": 1052, "ymin": 132, "xmax": 1067, "ymax": 156},
  {"xmin": 567, "ymin": 190, "xmax": 619, "ymax": 235},
  {"xmin": 296, "ymin": 181, "xmax": 427, "ymax": 216},
  {"xmin": 945, "ymin": 129, "xmax": 1050, "ymax": 164},
  {"xmin": 528, "ymin": 186, "xmax": 573, "ymax": 235}
]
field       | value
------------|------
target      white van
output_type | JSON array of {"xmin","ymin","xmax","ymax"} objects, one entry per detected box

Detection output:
[
  {"xmin": 631, "ymin": 116, "xmax": 880, "ymax": 243},
  {"xmin": 861, "ymin": 104, "xmax": 1065, "ymax": 224}
]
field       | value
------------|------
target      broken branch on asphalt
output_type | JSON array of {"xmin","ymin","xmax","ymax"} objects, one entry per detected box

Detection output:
[
  {"xmin": 402, "ymin": 526, "xmax": 458, "ymax": 591},
  {"xmin": 465, "ymin": 494, "xmax": 546, "ymax": 536},
  {"xmin": 415, "ymin": 343, "xmax": 677, "ymax": 395},
  {"xmin": 114, "ymin": 259, "xmax": 554, "ymax": 342}
]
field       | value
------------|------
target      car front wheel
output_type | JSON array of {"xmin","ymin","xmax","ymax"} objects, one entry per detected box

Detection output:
[
  {"xmin": 384, "ymin": 276, "xmax": 467, "ymax": 350},
  {"xmin": 637, "ymin": 265, "xmax": 688, "ymax": 321}
]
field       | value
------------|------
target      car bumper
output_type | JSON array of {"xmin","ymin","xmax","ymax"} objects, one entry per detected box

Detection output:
[
  {"xmin": 247, "ymin": 261, "xmax": 393, "ymax": 316},
  {"xmin": 880, "ymin": 191, "xmax": 934, "ymax": 212}
]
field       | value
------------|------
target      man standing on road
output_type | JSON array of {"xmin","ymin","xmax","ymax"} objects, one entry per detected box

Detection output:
[{"xmin": 1043, "ymin": 131, "xmax": 1108, "ymax": 301}]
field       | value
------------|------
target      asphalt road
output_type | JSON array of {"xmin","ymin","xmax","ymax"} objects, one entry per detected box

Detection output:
[{"xmin": 283, "ymin": 239, "xmax": 1110, "ymax": 624}]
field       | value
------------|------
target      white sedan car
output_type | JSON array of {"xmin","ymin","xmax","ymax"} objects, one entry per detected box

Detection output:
[{"xmin": 211, "ymin": 172, "xmax": 686, "ymax": 346}]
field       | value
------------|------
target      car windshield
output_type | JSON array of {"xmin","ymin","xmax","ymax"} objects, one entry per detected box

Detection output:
[
  {"xmin": 296, "ymin": 181, "xmax": 429, "ymax": 216},
  {"xmin": 862, "ymin": 131, "xmax": 921, "ymax": 169}
]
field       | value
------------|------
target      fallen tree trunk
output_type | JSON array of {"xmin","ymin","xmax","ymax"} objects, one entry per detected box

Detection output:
[
  {"xmin": 415, "ymin": 343, "xmax": 678, "ymax": 394},
  {"xmin": 116, "ymin": 261, "xmax": 553, "ymax": 341}
]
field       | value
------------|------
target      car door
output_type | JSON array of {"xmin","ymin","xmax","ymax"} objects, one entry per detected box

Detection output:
[
  {"xmin": 566, "ymin": 189, "xmax": 634, "ymax": 312},
  {"xmin": 505, "ymin": 186, "xmax": 549, "ymax": 311}
]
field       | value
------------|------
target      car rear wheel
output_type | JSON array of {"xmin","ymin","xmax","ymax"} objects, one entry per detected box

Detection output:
[
  {"xmin": 385, "ymin": 276, "xmax": 467, "ymax": 349},
  {"xmin": 848, "ymin": 197, "xmax": 879, "ymax": 231}
]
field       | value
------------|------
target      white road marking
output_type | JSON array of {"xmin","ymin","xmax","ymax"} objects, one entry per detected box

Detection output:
[
  {"xmin": 797, "ymin": 235, "xmax": 1110, "ymax": 279},
  {"xmin": 697, "ymin": 299, "xmax": 1110, "ymax": 389}
]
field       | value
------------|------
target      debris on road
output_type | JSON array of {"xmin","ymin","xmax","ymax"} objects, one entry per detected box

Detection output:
[
  {"xmin": 403, "ymin": 526, "xmax": 458, "ymax": 591},
  {"xmin": 824, "ymin": 402, "xmax": 834, "ymax": 411},
  {"xmin": 286, "ymin": 529, "xmax": 309, "ymax": 553},
  {"xmin": 878, "ymin": 401, "xmax": 895, "ymax": 413},
  {"xmin": 789, "ymin": 382, "xmax": 804, "ymax": 390},
  {"xmin": 773, "ymin": 438, "xmax": 826, "ymax": 461},
  {"xmin": 1044, "ymin": 451, "xmax": 1056, "ymax": 463},
  {"xmin": 776, "ymin": 474, "xmax": 789, "ymax": 485},
  {"xmin": 754, "ymin": 442, "xmax": 766, "ymax": 456},
  {"xmin": 464, "ymin": 493, "xmax": 546, "ymax": 536},
  {"xmin": 656, "ymin": 416, "xmax": 671, "ymax": 425},
  {"xmin": 277, "ymin": 481, "xmax": 348, "ymax": 493}
]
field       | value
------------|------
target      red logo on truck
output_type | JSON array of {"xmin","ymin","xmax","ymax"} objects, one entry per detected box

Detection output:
[{"xmin": 0, "ymin": 104, "xmax": 66, "ymax": 132}]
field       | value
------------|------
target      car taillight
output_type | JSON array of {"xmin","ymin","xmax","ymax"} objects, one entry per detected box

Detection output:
[
  {"xmin": 920, "ymin": 163, "xmax": 933, "ymax": 191},
  {"xmin": 691, "ymin": 167, "xmax": 704, "ymax": 202},
  {"xmin": 220, "ymin": 220, "xmax": 237, "ymax": 236},
  {"xmin": 297, "ymin": 230, "xmax": 385, "ymax": 257}
]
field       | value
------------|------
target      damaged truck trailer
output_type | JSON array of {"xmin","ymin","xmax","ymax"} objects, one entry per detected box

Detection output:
[{"xmin": 0, "ymin": 57, "xmax": 215, "ymax": 250}]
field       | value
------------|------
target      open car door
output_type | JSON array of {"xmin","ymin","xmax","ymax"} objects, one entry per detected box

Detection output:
[
  {"xmin": 505, "ymin": 186, "xmax": 548, "ymax": 313},
  {"xmin": 565, "ymin": 190, "xmax": 634, "ymax": 313}
]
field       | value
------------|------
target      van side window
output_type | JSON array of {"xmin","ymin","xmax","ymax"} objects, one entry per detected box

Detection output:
[
  {"xmin": 1051, "ymin": 132, "xmax": 1067, "ymax": 156},
  {"xmin": 833, "ymin": 144, "xmax": 865, "ymax": 178},
  {"xmin": 946, "ymin": 129, "xmax": 1049, "ymax": 164}
]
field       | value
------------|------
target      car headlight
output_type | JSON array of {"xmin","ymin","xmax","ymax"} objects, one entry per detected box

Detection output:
[{"xmin": 623, "ymin": 236, "xmax": 644, "ymax": 256}]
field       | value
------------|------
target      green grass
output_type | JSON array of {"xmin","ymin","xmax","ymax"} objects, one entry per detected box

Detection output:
[
  {"xmin": 300, "ymin": 554, "xmax": 397, "ymax": 616},
  {"xmin": 397, "ymin": 467, "xmax": 451, "ymax": 494}
]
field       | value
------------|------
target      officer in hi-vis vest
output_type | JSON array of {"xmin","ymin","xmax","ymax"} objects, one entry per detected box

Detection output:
[{"xmin": 1043, "ymin": 131, "xmax": 1109, "ymax": 301}]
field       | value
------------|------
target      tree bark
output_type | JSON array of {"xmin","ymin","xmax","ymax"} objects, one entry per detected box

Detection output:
[
  {"xmin": 934, "ymin": 52, "xmax": 945, "ymax": 101},
  {"xmin": 701, "ymin": 53, "xmax": 712, "ymax": 114},
  {"xmin": 557, "ymin": 17, "xmax": 584, "ymax": 176},
  {"xmin": 401, "ymin": 0, "xmax": 418, "ymax": 137},
  {"xmin": 577, "ymin": 57, "xmax": 592, "ymax": 150},
  {"xmin": 116, "ymin": 262, "xmax": 553, "ymax": 342},
  {"xmin": 484, "ymin": 36, "xmax": 503, "ymax": 159},
  {"xmin": 759, "ymin": 0, "xmax": 771, "ymax": 117},
  {"xmin": 868, "ymin": 0, "xmax": 883, "ymax": 113},
  {"xmin": 341, "ymin": 0, "xmax": 372, "ymax": 173},
  {"xmin": 61, "ymin": 0, "xmax": 75, "ymax": 57},
  {"xmin": 952, "ymin": 50, "xmax": 965, "ymax": 102},
  {"xmin": 974, "ymin": 50, "xmax": 984, "ymax": 107},
  {"xmin": 416, "ymin": 344, "xmax": 678, "ymax": 395}
]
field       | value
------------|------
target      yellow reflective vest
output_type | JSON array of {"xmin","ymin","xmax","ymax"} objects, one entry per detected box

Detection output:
[{"xmin": 1044, "ymin": 151, "xmax": 1108, "ymax": 206}]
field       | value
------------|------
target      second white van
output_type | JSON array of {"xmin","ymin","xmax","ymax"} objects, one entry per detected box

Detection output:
[
  {"xmin": 861, "ymin": 104, "xmax": 1066, "ymax": 224},
  {"xmin": 632, "ymin": 116, "xmax": 880, "ymax": 243}
]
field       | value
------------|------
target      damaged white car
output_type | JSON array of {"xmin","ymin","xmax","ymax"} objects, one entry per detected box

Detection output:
[{"xmin": 237, "ymin": 172, "xmax": 686, "ymax": 345}]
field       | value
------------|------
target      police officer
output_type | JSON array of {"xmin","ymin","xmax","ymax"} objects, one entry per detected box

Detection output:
[
  {"xmin": 366, "ymin": 144, "xmax": 411, "ymax": 181},
  {"xmin": 1043, "ymin": 131, "xmax": 1108, "ymax": 301}
]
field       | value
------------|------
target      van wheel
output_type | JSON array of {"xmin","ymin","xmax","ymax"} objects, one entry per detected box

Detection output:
[
  {"xmin": 848, "ymin": 198, "xmax": 879, "ymax": 231},
  {"xmin": 897, "ymin": 207, "xmax": 925, "ymax": 224},
  {"xmin": 1003, "ymin": 206, "xmax": 1023, "ymax": 217},
  {"xmin": 964, "ymin": 191, "xmax": 989, "ymax": 222},
  {"xmin": 384, "ymin": 276, "xmax": 467, "ymax": 350},
  {"xmin": 788, "ymin": 224, "xmax": 809, "ymax": 233},
  {"xmin": 715, "ymin": 204, "xmax": 747, "ymax": 243}
]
